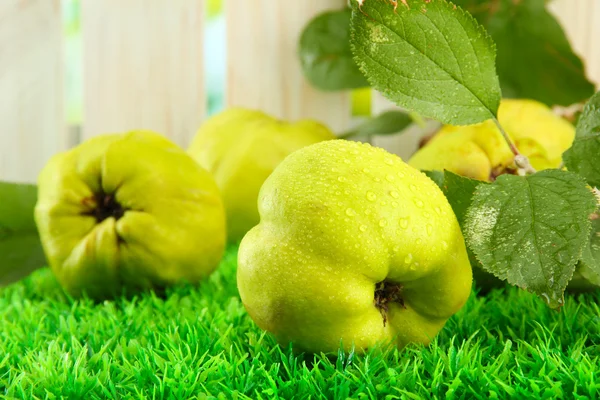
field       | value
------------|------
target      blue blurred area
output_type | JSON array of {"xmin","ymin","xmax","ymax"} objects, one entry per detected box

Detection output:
[{"xmin": 205, "ymin": 15, "xmax": 226, "ymax": 116}]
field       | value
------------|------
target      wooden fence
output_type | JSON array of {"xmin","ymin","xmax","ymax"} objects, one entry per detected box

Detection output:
[{"xmin": 1, "ymin": 0, "xmax": 599, "ymax": 183}]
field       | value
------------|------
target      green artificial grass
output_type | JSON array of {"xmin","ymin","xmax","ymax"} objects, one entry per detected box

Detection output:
[{"xmin": 1, "ymin": 246, "xmax": 599, "ymax": 400}]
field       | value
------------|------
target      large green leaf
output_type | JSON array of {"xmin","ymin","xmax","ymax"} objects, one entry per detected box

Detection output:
[
  {"xmin": 340, "ymin": 110, "xmax": 413, "ymax": 138},
  {"xmin": 439, "ymin": 171, "xmax": 487, "ymax": 229},
  {"xmin": 580, "ymin": 217, "xmax": 600, "ymax": 287},
  {"xmin": 299, "ymin": 9, "xmax": 369, "ymax": 91},
  {"xmin": 464, "ymin": 170, "xmax": 597, "ymax": 308},
  {"xmin": 0, "ymin": 182, "xmax": 46, "ymax": 286},
  {"xmin": 563, "ymin": 90, "xmax": 600, "ymax": 188},
  {"xmin": 426, "ymin": 170, "xmax": 503, "ymax": 290},
  {"xmin": 454, "ymin": 0, "xmax": 595, "ymax": 106},
  {"xmin": 350, "ymin": 0, "xmax": 501, "ymax": 125}
]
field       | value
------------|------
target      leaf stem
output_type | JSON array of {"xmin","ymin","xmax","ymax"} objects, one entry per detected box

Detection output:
[
  {"xmin": 337, "ymin": 129, "xmax": 359, "ymax": 139},
  {"xmin": 492, "ymin": 117, "xmax": 536, "ymax": 175}
]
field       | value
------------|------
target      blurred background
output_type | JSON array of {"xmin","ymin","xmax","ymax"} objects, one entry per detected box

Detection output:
[{"xmin": 1, "ymin": 0, "xmax": 599, "ymax": 183}]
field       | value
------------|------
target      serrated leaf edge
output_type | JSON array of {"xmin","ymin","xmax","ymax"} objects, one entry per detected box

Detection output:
[{"xmin": 349, "ymin": 0, "xmax": 501, "ymax": 124}]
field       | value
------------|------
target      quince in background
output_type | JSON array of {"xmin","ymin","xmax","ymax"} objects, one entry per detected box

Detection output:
[
  {"xmin": 237, "ymin": 140, "xmax": 472, "ymax": 353},
  {"xmin": 35, "ymin": 130, "xmax": 226, "ymax": 300},
  {"xmin": 188, "ymin": 108, "xmax": 336, "ymax": 243},
  {"xmin": 408, "ymin": 99, "xmax": 575, "ymax": 181}
]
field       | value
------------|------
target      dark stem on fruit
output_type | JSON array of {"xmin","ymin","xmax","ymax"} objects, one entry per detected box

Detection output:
[
  {"xmin": 374, "ymin": 280, "xmax": 406, "ymax": 327},
  {"xmin": 84, "ymin": 191, "xmax": 126, "ymax": 223}
]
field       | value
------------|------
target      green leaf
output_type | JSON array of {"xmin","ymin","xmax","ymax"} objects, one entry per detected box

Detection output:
[
  {"xmin": 423, "ymin": 170, "xmax": 445, "ymax": 188},
  {"xmin": 424, "ymin": 170, "xmax": 503, "ymax": 291},
  {"xmin": 424, "ymin": 170, "xmax": 502, "ymax": 290},
  {"xmin": 350, "ymin": 0, "xmax": 501, "ymax": 125},
  {"xmin": 0, "ymin": 182, "xmax": 46, "ymax": 286},
  {"xmin": 340, "ymin": 110, "xmax": 413, "ymax": 138},
  {"xmin": 464, "ymin": 170, "xmax": 597, "ymax": 308},
  {"xmin": 580, "ymin": 217, "xmax": 600, "ymax": 287},
  {"xmin": 423, "ymin": 170, "xmax": 487, "ymax": 227},
  {"xmin": 563, "ymin": 90, "xmax": 600, "ymax": 188},
  {"xmin": 440, "ymin": 171, "xmax": 486, "ymax": 228},
  {"xmin": 453, "ymin": 0, "xmax": 595, "ymax": 106},
  {"xmin": 299, "ymin": 9, "xmax": 369, "ymax": 91}
]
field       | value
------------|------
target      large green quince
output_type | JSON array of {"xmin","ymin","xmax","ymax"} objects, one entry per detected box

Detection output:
[
  {"xmin": 238, "ymin": 140, "xmax": 472, "ymax": 353},
  {"xmin": 409, "ymin": 99, "xmax": 575, "ymax": 181},
  {"xmin": 188, "ymin": 108, "xmax": 336, "ymax": 243},
  {"xmin": 35, "ymin": 130, "xmax": 226, "ymax": 300}
]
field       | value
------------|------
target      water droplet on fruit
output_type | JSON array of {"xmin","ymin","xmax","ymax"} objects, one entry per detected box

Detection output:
[
  {"xmin": 366, "ymin": 191, "xmax": 377, "ymax": 201},
  {"xmin": 386, "ymin": 174, "xmax": 395, "ymax": 182},
  {"xmin": 346, "ymin": 208, "xmax": 356, "ymax": 217},
  {"xmin": 381, "ymin": 200, "xmax": 388, "ymax": 206},
  {"xmin": 385, "ymin": 159, "xmax": 394, "ymax": 166},
  {"xmin": 343, "ymin": 159, "xmax": 351, "ymax": 164},
  {"xmin": 404, "ymin": 253, "xmax": 413, "ymax": 264},
  {"xmin": 426, "ymin": 224, "xmax": 433, "ymax": 235},
  {"xmin": 441, "ymin": 240, "xmax": 449, "ymax": 250},
  {"xmin": 410, "ymin": 184, "xmax": 418, "ymax": 192},
  {"xmin": 416, "ymin": 238, "xmax": 422, "ymax": 245},
  {"xmin": 338, "ymin": 176, "xmax": 347, "ymax": 182},
  {"xmin": 400, "ymin": 218, "xmax": 409, "ymax": 229},
  {"xmin": 359, "ymin": 225, "xmax": 367, "ymax": 232},
  {"xmin": 374, "ymin": 177, "xmax": 381, "ymax": 182},
  {"xmin": 397, "ymin": 171, "xmax": 405, "ymax": 178},
  {"xmin": 363, "ymin": 168, "xmax": 370, "ymax": 173},
  {"xmin": 379, "ymin": 219, "xmax": 388, "ymax": 227},
  {"xmin": 423, "ymin": 211, "xmax": 430, "ymax": 218},
  {"xmin": 392, "ymin": 201, "xmax": 398, "ymax": 208},
  {"xmin": 390, "ymin": 190, "xmax": 399, "ymax": 198},
  {"xmin": 414, "ymin": 199, "xmax": 424, "ymax": 208},
  {"xmin": 393, "ymin": 245, "xmax": 400, "ymax": 252},
  {"xmin": 435, "ymin": 206, "xmax": 442, "ymax": 215}
]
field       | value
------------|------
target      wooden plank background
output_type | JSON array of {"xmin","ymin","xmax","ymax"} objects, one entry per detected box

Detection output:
[
  {"xmin": 0, "ymin": 0, "xmax": 65, "ymax": 183},
  {"xmin": 549, "ymin": 0, "xmax": 600, "ymax": 85},
  {"xmin": 0, "ymin": 0, "xmax": 598, "ymax": 183},
  {"xmin": 225, "ymin": 0, "xmax": 351, "ymax": 133},
  {"xmin": 81, "ymin": 0, "xmax": 205, "ymax": 147}
]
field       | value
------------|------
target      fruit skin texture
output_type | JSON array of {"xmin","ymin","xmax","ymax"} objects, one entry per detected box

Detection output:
[
  {"xmin": 408, "ymin": 99, "xmax": 575, "ymax": 180},
  {"xmin": 237, "ymin": 140, "xmax": 472, "ymax": 353},
  {"xmin": 35, "ymin": 130, "xmax": 226, "ymax": 300},
  {"xmin": 187, "ymin": 108, "xmax": 336, "ymax": 243}
]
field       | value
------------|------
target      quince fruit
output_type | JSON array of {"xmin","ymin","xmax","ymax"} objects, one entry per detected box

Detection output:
[
  {"xmin": 34, "ymin": 130, "xmax": 226, "ymax": 300},
  {"xmin": 188, "ymin": 108, "xmax": 335, "ymax": 242},
  {"xmin": 237, "ymin": 140, "xmax": 472, "ymax": 353},
  {"xmin": 408, "ymin": 99, "xmax": 575, "ymax": 181}
]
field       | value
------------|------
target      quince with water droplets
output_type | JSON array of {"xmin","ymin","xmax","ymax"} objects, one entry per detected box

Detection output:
[
  {"xmin": 35, "ymin": 130, "xmax": 226, "ymax": 300},
  {"xmin": 188, "ymin": 108, "xmax": 336, "ymax": 243},
  {"xmin": 408, "ymin": 99, "xmax": 575, "ymax": 181},
  {"xmin": 237, "ymin": 140, "xmax": 472, "ymax": 353}
]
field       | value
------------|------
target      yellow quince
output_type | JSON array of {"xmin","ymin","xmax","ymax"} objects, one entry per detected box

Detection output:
[
  {"xmin": 35, "ymin": 130, "xmax": 226, "ymax": 300},
  {"xmin": 188, "ymin": 108, "xmax": 336, "ymax": 242}
]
